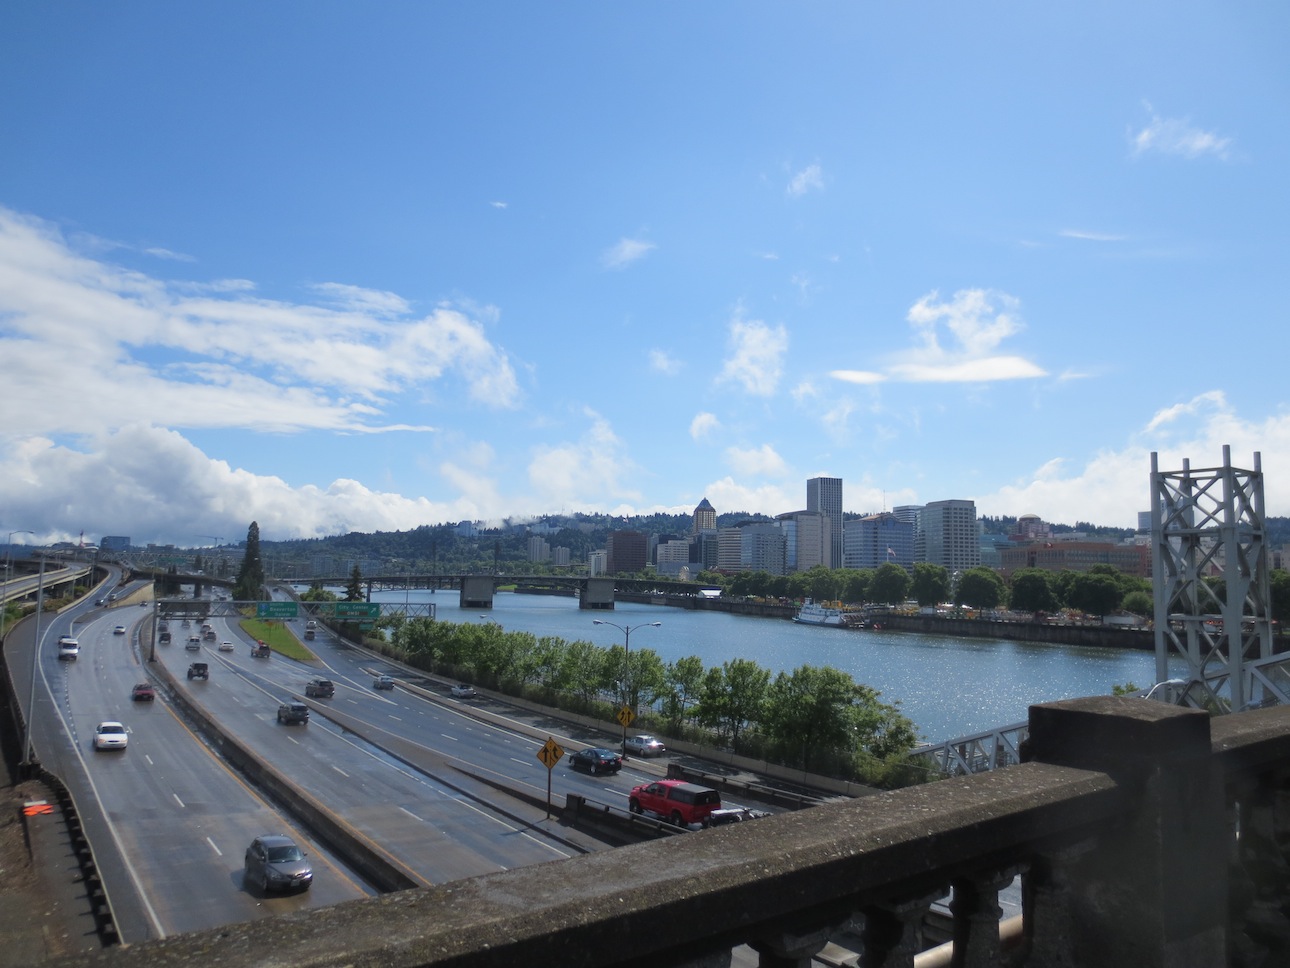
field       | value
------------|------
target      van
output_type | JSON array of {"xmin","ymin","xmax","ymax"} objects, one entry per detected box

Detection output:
[
  {"xmin": 628, "ymin": 780, "xmax": 722, "ymax": 827},
  {"xmin": 185, "ymin": 635, "xmax": 201, "ymax": 651},
  {"xmin": 57, "ymin": 636, "xmax": 80, "ymax": 661}
]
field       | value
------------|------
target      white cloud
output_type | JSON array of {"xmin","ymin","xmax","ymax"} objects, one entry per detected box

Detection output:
[
  {"xmin": 787, "ymin": 163, "xmax": 824, "ymax": 197},
  {"xmin": 701, "ymin": 476, "xmax": 798, "ymax": 518},
  {"xmin": 0, "ymin": 207, "xmax": 521, "ymax": 440},
  {"xmin": 526, "ymin": 409, "xmax": 643, "ymax": 511},
  {"xmin": 716, "ymin": 317, "xmax": 788, "ymax": 397},
  {"xmin": 601, "ymin": 237, "xmax": 656, "ymax": 269},
  {"xmin": 490, "ymin": 200, "xmax": 508, "ymax": 209},
  {"xmin": 1059, "ymin": 229, "xmax": 1126, "ymax": 242},
  {"xmin": 725, "ymin": 444, "xmax": 787, "ymax": 477},
  {"xmin": 690, "ymin": 412, "xmax": 720, "ymax": 440},
  {"xmin": 649, "ymin": 349, "xmax": 682, "ymax": 375},
  {"xmin": 830, "ymin": 369, "xmax": 885, "ymax": 386},
  {"xmin": 1129, "ymin": 105, "xmax": 1232, "ymax": 160}
]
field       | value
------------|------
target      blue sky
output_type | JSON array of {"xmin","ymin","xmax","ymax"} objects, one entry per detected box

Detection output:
[{"xmin": 1, "ymin": 3, "xmax": 1287, "ymax": 548}]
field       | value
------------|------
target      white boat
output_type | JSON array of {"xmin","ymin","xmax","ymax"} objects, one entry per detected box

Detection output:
[{"xmin": 793, "ymin": 599, "xmax": 846, "ymax": 627}]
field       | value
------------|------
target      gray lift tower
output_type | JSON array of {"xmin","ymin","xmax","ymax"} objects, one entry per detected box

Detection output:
[{"xmin": 1151, "ymin": 446, "xmax": 1289, "ymax": 712}]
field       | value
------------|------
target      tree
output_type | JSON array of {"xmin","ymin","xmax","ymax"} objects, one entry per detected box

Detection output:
[
  {"xmin": 695, "ymin": 658, "xmax": 769, "ymax": 749},
  {"xmin": 344, "ymin": 564, "xmax": 363, "ymax": 602},
  {"xmin": 762, "ymin": 665, "xmax": 863, "ymax": 770},
  {"xmin": 869, "ymin": 563, "xmax": 911, "ymax": 605},
  {"xmin": 1121, "ymin": 590, "xmax": 1153, "ymax": 619},
  {"xmin": 233, "ymin": 521, "xmax": 265, "ymax": 601},
  {"xmin": 910, "ymin": 563, "xmax": 951, "ymax": 607},
  {"xmin": 1009, "ymin": 569, "xmax": 1058, "ymax": 614},
  {"xmin": 661, "ymin": 655, "xmax": 705, "ymax": 729},
  {"xmin": 1271, "ymin": 570, "xmax": 1290, "ymax": 626},
  {"xmin": 1067, "ymin": 573, "xmax": 1123, "ymax": 618},
  {"xmin": 955, "ymin": 567, "xmax": 1006, "ymax": 610}
]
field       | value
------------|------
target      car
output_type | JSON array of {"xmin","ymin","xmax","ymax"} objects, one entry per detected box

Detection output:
[
  {"xmin": 185, "ymin": 636, "xmax": 201, "ymax": 651},
  {"xmin": 373, "ymin": 674, "xmax": 395, "ymax": 691},
  {"xmin": 243, "ymin": 835, "xmax": 312, "ymax": 893},
  {"xmin": 113, "ymin": 625, "xmax": 126, "ymax": 635},
  {"xmin": 450, "ymin": 683, "xmax": 476, "ymax": 698},
  {"xmin": 628, "ymin": 779, "xmax": 722, "ymax": 827},
  {"xmin": 94, "ymin": 598, "xmax": 104, "ymax": 606},
  {"xmin": 623, "ymin": 734, "xmax": 667, "ymax": 757},
  {"xmin": 218, "ymin": 640, "xmax": 234, "ymax": 652},
  {"xmin": 130, "ymin": 683, "xmax": 155, "ymax": 701},
  {"xmin": 304, "ymin": 678, "xmax": 335, "ymax": 699},
  {"xmin": 92, "ymin": 721, "xmax": 128, "ymax": 751},
  {"xmin": 251, "ymin": 641, "xmax": 271, "ymax": 658},
  {"xmin": 703, "ymin": 807, "xmax": 771, "ymax": 827},
  {"xmin": 187, "ymin": 662, "xmax": 209, "ymax": 681},
  {"xmin": 567, "ymin": 747, "xmax": 623, "ymax": 775},
  {"xmin": 277, "ymin": 700, "xmax": 309, "ymax": 724},
  {"xmin": 57, "ymin": 636, "xmax": 80, "ymax": 660}
]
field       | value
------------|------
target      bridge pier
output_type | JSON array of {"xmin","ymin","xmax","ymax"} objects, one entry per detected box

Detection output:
[
  {"xmin": 579, "ymin": 578, "xmax": 615, "ymax": 610},
  {"xmin": 460, "ymin": 576, "xmax": 494, "ymax": 610}
]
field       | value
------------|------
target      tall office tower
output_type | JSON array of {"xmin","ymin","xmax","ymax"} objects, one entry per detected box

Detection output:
[
  {"xmin": 693, "ymin": 497, "xmax": 716, "ymax": 534},
  {"xmin": 716, "ymin": 527, "xmax": 744, "ymax": 571},
  {"xmin": 740, "ymin": 522, "xmax": 787, "ymax": 576},
  {"xmin": 605, "ymin": 530, "xmax": 647, "ymax": 574},
  {"xmin": 843, "ymin": 512, "xmax": 915, "ymax": 569},
  {"xmin": 777, "ymin": 510, "xmax": 829, "ymax": 571},
  {"xmin": 918, "ymin": 499, "xmax": 981, "ymax": 574},
  {"xmin": 806, "ymin": 477, "xmax": 843, "ymax": 569}
]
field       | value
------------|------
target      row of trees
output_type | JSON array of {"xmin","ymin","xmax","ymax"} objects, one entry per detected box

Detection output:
[{"xmin": 367, "ymin": 613, "xmax": 919, "ymax": 786}]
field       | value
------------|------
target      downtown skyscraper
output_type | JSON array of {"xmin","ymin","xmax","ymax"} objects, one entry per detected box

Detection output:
[{"xmin": 806, "ymin": 476, "xmax": 843, "ymax": 569}]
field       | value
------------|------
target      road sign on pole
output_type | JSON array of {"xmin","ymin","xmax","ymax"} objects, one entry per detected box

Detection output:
[
  {"xmin": 336, "ymin": 602, "xmax": 380, "ymax": 620},
  {"xmin": 537, "ymin": 737, "xmax": 564, "ymax": 819},
  {"xmin": 257, "ymin": 602, "xmax": 298, "ymax": 619}
]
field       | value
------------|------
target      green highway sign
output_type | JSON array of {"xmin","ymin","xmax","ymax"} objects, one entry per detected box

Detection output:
[
  {"xmin": 336, "ymin": 602, "xmax": 380, "ymax": 619},
  {"xmin": 257, "ymin": 602, "xmax": 298, "ymax": 619}
]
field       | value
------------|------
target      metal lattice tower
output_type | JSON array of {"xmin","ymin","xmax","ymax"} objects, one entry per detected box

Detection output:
[{"xmin": 1151, "ymin": 446, "xmax": 1287, "ymax": 712}]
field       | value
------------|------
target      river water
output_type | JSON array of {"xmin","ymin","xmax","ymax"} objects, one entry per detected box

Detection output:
[{"xmin": 355, "ymin": 587, "xmax": 1180, "ymax": 744}]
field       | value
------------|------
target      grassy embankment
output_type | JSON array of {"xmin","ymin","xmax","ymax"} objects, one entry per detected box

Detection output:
[{"xmin": 239, "ymin": 618, "xmax": 316, "ymax": 662}]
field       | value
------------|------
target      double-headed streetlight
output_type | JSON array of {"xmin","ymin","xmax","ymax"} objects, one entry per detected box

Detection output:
[
  {"xmin": 1, "ymin": 530, "xmax": 35, "ymax": 643},
  {"xmin": 592, "ymin": 618, "xmax": 661, "ymax": 757}
]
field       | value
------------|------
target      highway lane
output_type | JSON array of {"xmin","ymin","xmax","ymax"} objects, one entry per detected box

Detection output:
[
  {"xmin": 152, "ymin": 612, "xmax": 580, "ymax": 884},
  {"xmin": 17, "ymin": 601, "xmax": 368, "ymax": 941}
]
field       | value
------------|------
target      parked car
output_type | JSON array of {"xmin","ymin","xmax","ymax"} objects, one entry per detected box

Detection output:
[
  {"xmin": 187, "ymin": 662, "xmax": 209, "ymax": 681},
  {"xmin": 113, "ymin": 625, "xmax": 126, "ymax": 636},
  {"xmin": 304, "ymin": 678, "xmax": 335, "ymax": 699},
  {"xmin": 130, "ymin": 682, "xmax": 155, "ymax": 701},
  {"xmin": 57, "ymin": 636, "xmax": 80, "ymax": 660},
  {"xmin": 450, "ymin": 683, "xmax": 476, "ymax": 698},
  {"xmin": 277, "ymin": 700, "xmax": 309, "ymax": 725},
  {"xmin": 243, "ymin": 835, "xmax": 312, "ymax": 893},
  {"xmin": 623, "ymin": 734, "xmax": 666, "ymax": 757},
  {"xmin": 92, "ymin": 722, "xmax": 128, "ymax": 751},
  {"xmin": 218, "ymin": 640, "xmax": 234, "ymax": 652},
  {"xmin": 567, "ymin": 747, "xmax": 623, "ymax": 775},
  {"xmin": 628, "ymin": 780, "xmax": 722, "ymax": 827},
  {"xmin": 373, "ymin": 674, "xmax": 395, "ymax": 691}
]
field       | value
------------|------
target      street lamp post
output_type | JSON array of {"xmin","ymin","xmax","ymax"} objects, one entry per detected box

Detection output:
[
  {"xmin": 21, "ymin": 554, "xmax": 47, "ymax": 773},
  {"xmin": 1, "ymin": 529, "xmax": 35, "ymax": 644},
  {"xmin": 592, "ymin": 618, "xmax": 661, "ymax": 758}
]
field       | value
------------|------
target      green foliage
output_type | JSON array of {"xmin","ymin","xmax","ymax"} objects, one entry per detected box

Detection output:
[
  {"xmin": 910, "ymin": 563, "xmax": 951, "ymax": 607},
  {"xmin": 344, "ymin": 564, "xmax": 363, "ymax": 602},
  {"xmin": 233, "ymin": 521, "xmax": 266, "ymax": 601},
  {"xmin": 1009, "ymin": 569, "xmax": 1058, "ymax": 613},
  {"xmin": 1067, "ymin": 572, "xmax": 1123, "ymax": 617},
  {"xmin": 1120, "ymin": 590, "xmax": 1152, "ymax": 618},
  {"xmin": 1271, "ymin": 570, "xmax": 1290, "ymax": 625},
  {"xmin": 1112, "ymin": 682, "xmax": 1140, "ymax": 696},
  {"xmin": 955, "ymin": 567, "xmax": 1006, "ymax": 610},
  {"xmin": 870, "ymin": 562, "xmax": 911, "ymax": 604}
]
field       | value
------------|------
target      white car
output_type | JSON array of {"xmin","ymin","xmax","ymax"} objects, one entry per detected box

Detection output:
[
  {"xmin": 113, "ymin": 625, "xmax": 126, "ymax": 635},
  {"xmin": 450, "ymin": 683, "xmax": 476, "ymax": 698},
  {"xmin": 218, "ymin": 641, "xmax": 235, "ymax": 652},
  {"xmin": 92, "ymin": 722, "xmax": 128, "ymax": 751},
  {"xmin": 624, "ymin": 734, "xmax": 667, "ymax": 757}
]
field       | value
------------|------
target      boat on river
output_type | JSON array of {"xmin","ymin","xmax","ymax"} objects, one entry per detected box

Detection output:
[{"xmin": 793, "ymin": 599, "xmax": 846, "ymax": 627}]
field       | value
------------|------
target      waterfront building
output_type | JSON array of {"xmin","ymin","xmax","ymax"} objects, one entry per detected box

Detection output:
[
  {"xmin": 527, "ymin": 535, "xmax": 550, "ymax": 562},
  {"xmin": 843, "ymin": 512, "xmax": 914, "ymax": 569},
  {"xmin": 552, "ymin": 546, "xmax": 570, "ymax": 568},
  {"xmin": 605, "ymin": 530, "xmax": 647, "ymax": 574},
  {"xmin": 740, "ymin": 521, "xmax": 787, "ymax": 575},
  {"xmin": 806, "ymin": 476, "xmax": 843, "ymax": 570},
  {"xmin": 716, "ymin": 527, "xmax": 743, "ymax": 572},
  {"xmin": 917, "ymin": 499, "xmax": 980, "ymax": 574},
  {"xmin": 656, "ymin": 539, "xmax": 691, "ymax": 568},
  {"xmin": 775, "ymin": 509, "xmax": 829, "ymax": 571},
  {"xmin": 587, "ymin": 550, "xmax": 607, "ymax": 576},
  {"xmin": 998, "ymin": 540, "xmax": 1150, "ymax": 579}
]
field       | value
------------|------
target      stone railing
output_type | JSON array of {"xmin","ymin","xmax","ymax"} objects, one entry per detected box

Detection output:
[{"xmin": 44, "ymin": 696, "xmax": 1290, "ymax": 968}]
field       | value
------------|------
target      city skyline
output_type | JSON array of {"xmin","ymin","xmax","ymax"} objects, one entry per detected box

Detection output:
[{"xmin": 2, "ymin": 5, "xmax": 1288, "ymax": 549}]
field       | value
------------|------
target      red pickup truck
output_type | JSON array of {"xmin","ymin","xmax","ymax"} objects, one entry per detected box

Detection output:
[{"xmin": 628, "ymin": 780, "xmax": 721, "ymax": 827}]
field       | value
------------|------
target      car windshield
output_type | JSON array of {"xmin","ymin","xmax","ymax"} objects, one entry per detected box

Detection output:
[
  {"xmin": 267, "ymin": 845, "xmax": 303, "ymax": 863},
  {"xmin": 99, "ymin": 725, "xmax": 125, "ymax": 734}
]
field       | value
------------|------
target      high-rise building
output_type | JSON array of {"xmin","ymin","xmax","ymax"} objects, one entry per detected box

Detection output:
[
  {"xmin": 843, "ymin": 512, "xmax": 914, "ymax": 569},
  {"xmin": 693, "ymin": 498, "xmax": 716, "ymax": 534},
  {"xmin": 917, "ymin": 499, "xmax": 981, "ymax": 574},
  {"xmin": 777, "ymin": 510, "xmax": 829, "ymax": 571},
  {"xmin": 806, "ymin": 477, "xmax": 843, "ymax": 568},
  {"xmin": 740, "ymin": 522, "xmax": 787, "ymax": 576},
  {"xmin": 605, "ymin": 530, "xmax": 647, "ymax": 574},
  {"xmin": 716, "ymin": 527, "xmax": 743, "ymax": 572}
]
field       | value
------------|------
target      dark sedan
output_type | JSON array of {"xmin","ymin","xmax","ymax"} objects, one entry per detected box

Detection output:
[
  {"xmin": 243, "ymin": 835, "xmax": 313, "ymax": 893},
  {"xmin": 567, "ymin": 747, "xmax": 623, "ymax": 775}
]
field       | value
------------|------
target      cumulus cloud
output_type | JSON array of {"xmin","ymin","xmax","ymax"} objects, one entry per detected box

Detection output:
[
  {"xmin": 0, "ymin": 207, "xmax": 521, "ymax": 441},
  {"xmin": 1129, "ymin": 104, "xmax": 1232, "ymax": 160},
  {"xmin": 787, "ymin": 163, "xmax": 824, "ymax": 197},
  {"xmin": 725, "ymin": 444, "xmax": 787, "ymax": 477},
  {"xmin": 1059, "ymin": 229, "xmax": 1126, "ymax": 242},
  {"xmin": 690, "ymin": 412, "xmax": 720, "ymax": 439},
  {"xmin": 716, "ymin": 317, "xmax": 788, "ymax": 396},
  {"xmin": 829, "ymin": 288, "xmax": 1046, "ymax": 388},
  {"xmin": 601, "ymin": 237, "xmax": 656, "ymax": 269},
  {"xmin": 526, "ymin": 409, "xmax": 643, "ymax": 511}
]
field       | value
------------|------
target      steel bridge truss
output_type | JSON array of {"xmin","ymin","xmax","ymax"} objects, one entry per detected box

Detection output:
[{"xmin": 1151, "ymin": 447, "xmax": 1289, "ymax": 714}]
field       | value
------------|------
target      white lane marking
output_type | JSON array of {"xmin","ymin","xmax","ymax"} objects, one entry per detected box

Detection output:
[
  {"xmin": 440, "ymin": 734, "xmax": 458, "ymax": 741},
  {"xmin": 173, "ymin": 793, "xmax": 185, "ymax": 809},
  {"xmin": 332, "ymin": 765, "xmax": 350, "ymax": 778},
  {"xmin": 388, "ymin": 715, "xmax": 402, "ymax": 721},
  {"xmin": 206, "ymin": 837, "xmax": 222, "ymax": 856},
  {"xmin": 399, "ymin": 806, "xmax": 424, "ymax": 822}
]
